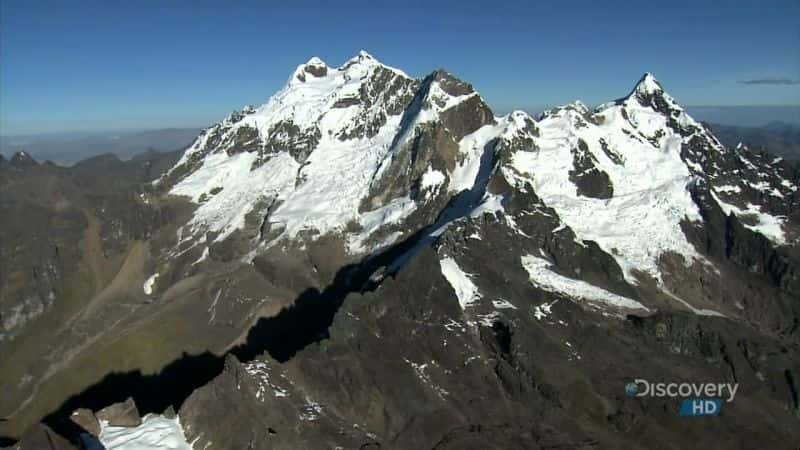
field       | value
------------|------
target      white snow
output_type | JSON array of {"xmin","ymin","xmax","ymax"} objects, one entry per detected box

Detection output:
[
  {"xmin": 661, "ymin": 289, "xmax": 725, "ymax": 317},
  {"xmin": 167, "ymin": 52, "xmax": 480, "ymax": 252},
  {"xmin": 507, "ymin": 95, "xmax": 705, "ymax": 283},
  {"xmin": 532, "ymin": 300, "xmax": 558, "ymax": 320},
  {"xmin": 207, "ymin": 288, "xmax": 222, "ymax": 324},
  {"xmin": 747, "ymin": 180, "xmax": 783, "ymax": 198},
  {"xmin": 165, "ymin": 53, "xmax": 790, "ymax": 300},
  {"xmin": 98, "ymin": 414, "xmax": 193, "ymax": 450},
  {"xmin": 492, "ymin": 298, "xmax": 517, "ymax": 309},
  {"xmin": 439, "ymin": 257, "xmax": 480, "ymax": 309},
  {"xmin": 298, "ymin": 397, "xmax": 323, "ymax": 422},
  {"xmin": 191, "ymin": 247, "xmax": 209, "ymax": 266},
  {"xmin": 714, "ymin": 185, "xmax": 741, "ymax": 194},
  {"xmin": 521, "ymin": 254, "xmax": 647, "ymax": 311},
  {"xmin": 633, "ymin": 73, "xmax": 662, "ymax": 96},
  {"xmin": 469, "ymin": 192, "xmax": 506, "ymax": 218},
  {"xmin": 347, "ymin": 196, "xmax": 416, "ymax": 253},
  {"xmin": 143, "ymin": 273, "xmax": 159, "ymax": 296},
  {"xmin": 356, "ymin": 196, "xmax": 416, "ymax": 235},
  {"xmin": 450, "ymin": 121, "xmax": 505, "ymax": 193},
  {"xmin": 404, "ymin": 358, "xmax": 449, "ymax": 398},
  {"xmin": 420, "ymin": 167, "xmax": 446, "ymax": 199},
  {"xmin": 171, "ymin": 151, "xmax": 298, "ymax": 242},
  {"xmin": 412, "ymin": 78, "xmax": 478, "ymax": 125},
  {"xmin": 421, "ymin": 168, "xmax": 445, "ymax": 189},
  {"xmin": 711, "ymin": 191, "xmax": 787, "ymax": 244},
  {"xmin": 476, "ymin": 311, "xmax": 500, "ymax": 327},
  {"xmin": 267, "ymin": 115, "xmax": 406, "ymax": 241},
  {"xmin": 245, "ymin": 360, "xmax": 290, "ymax": 401}
]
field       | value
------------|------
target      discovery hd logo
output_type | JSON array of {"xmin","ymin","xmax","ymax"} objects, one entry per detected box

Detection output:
[{"xmin": 625, "ymin": 379, "xmax": 739, "ymax": 416}]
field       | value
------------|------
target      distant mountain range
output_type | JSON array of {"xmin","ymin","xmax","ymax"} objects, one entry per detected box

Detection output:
[
  {"xmin": 709, "ymin": 121, "xmax": 800, "ymax": 161},
  {"xmin": 2, "ymin": 109, "xmax": 798, "ymax": 167},
  {"xmin": 0, "ymin": 128, "xmax": 200, "ymax": 166},
  {"xmin": 688, "ymin": 105, "xmax": 800, "ymax": 128}
]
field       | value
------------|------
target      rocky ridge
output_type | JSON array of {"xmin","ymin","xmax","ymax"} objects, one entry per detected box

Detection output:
[{"xmin": 2, "ymin": 53, "xmax": 799, "ymax": 449}]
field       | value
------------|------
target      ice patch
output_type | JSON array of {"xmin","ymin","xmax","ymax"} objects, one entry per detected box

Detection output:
[
  {"xmin": 143, "ymin": 273, "xmax": 159, "ymax": 296},
  {"xmin": 492, "ymin": 298, "xmax": 517, "ymax": 309},
  {"xmin": 661, "ymin": 289, "xmax": 725, "ymax": 317},
  {"xmin": 245, "ymin": 360, "xmax": 290, "ymax": 401},
  {"xmin": 521, "ymin": 254, "xmax": 647, "ymax": 311},
  {"xmin": 533, "ymin": 300, "xmax": 558, "ymax": 320},
  {"xmin": 439, "ymin": 257, "xmax": 480, "ymax": 309},
  {"xmin": 714, "ymin": 185, "xmax": 741, "ymax": 194},
  {"xmin": 98, "ymin": 414, "xmax": 193, "ymax": 450},
  {"xmin": 191, "ymin": 247, "xmax": 209, "ymax": 266},
  {"xmin": 469, "ymin": 192, "xmax": 506, "ymax": 218},
  {"xmin": 298, "ymin": 397, "xmax": 323, "ymax": 421},
  {"xmin": 412, "ymin": 79, "xmax": 478, "ymax": 125},
  {"xmin": 348, "ymin": 196, "xmax": 416, "ymax": 253},
  {"xmin": 450, "ymin": 121, "xmax": 505, "ymax": 193},
  {"xmin": 421, "ymin": 167, "xmax": 446, "ymax": 192},
  {"xmin": 476, "ymin": 311, "xmax": 500, "ymax": 327},
  {"xmin": 711, "ymin": 191, "xmax": 787, "ymax": 245}
]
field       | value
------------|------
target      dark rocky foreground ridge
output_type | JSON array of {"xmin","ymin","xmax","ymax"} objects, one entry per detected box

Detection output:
[{"xmin": 1, "ymin": 53, "xmax": 799, "ymax": 449}]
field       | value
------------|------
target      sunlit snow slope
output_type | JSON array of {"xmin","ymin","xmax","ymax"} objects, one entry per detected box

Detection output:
[{"xmin": 163, "ymin": 53, "xmax": 795, "ymax": 299}]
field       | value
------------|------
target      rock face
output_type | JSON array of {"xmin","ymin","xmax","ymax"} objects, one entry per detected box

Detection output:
[
  {"xmin": 69, "ymin": 409, "xmax": 100, "ymax": 437},
  {"xmin": 95, "ymin": 398, "xmax": 141, "ymax": 428},
  {"xmin": 0, "ymin": 150, "xmax": 190, "ymax": 441},
  {"xmin": 8, "ymin": 151, "xmax": 38, "ymax": 170},
  {"xmin": 168, "ymin": 57, "xmax": 799, "ymax": 449},
  {"xmin": 1, "ymin": 53, "xmax": 799, "ymax": 448},
  {"xmin": 7, "ymin": 424, "xmax": 78, "ymax": 450}
]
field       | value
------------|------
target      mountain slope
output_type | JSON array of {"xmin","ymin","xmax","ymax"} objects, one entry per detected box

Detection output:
[
  {"xmin": 710, "ymin": 121, "xmax": 800, "ymax": 161},
  {"xmin": 2, "ymin": 53, "xmax": 799, "ymax": 449},
  {"xmin": 170, "ymin": 58, "xmax": 800, "ymax": 449}
]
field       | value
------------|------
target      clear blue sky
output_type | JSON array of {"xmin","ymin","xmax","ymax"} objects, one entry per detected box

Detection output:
[{"xmin": 1, "ymin": 0, "xmax": 799, "ymax": 135}]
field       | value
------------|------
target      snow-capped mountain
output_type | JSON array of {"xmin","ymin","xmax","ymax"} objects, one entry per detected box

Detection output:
[
  {"xmin": 3, "ymin": 52, "xmax": 799, "ymax": 449},
  {"xmin": 159, "ymin": 53, "xmax": 796, "ymax": 314},
  {"xmin": 160, "ymin": 51, "xmax": 490, "ymax": 254}
]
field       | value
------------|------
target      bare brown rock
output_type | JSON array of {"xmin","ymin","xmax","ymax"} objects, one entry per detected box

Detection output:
[
  {"xmin": 69, "ymin": 408, "xmax": 100, "ymax": 437},
  {"xmin": 95, "ymin": 397, "xmax": 141, "ymax": 427},
  {"xmin": 11, "ymin": 424, "xmax": 77, "ymax": 450}
]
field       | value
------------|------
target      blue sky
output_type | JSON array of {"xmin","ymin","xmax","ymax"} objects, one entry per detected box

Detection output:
[{"xmin": 1, "ymin": 0, "xmax": 799, "ymax": 135}]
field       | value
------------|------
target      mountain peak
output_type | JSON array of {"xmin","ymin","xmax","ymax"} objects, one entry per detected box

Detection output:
[
  {"xmin": 339, "ymin": 50, "xmax": 380, "ymax": 69},
  {"xmin": 623, "ymin": 72, "xmax": 685, "ymax": 116},
  {"xmin": 632, "ymin": 72, "xmax": 663, "ymax": 96},
  {"xmin": 355, "ymin": 49, "xmax": 375, "ymax": 61},
  {"xmin": 304, "ymin": 56, "xmax": 327, "ymax": 68},
  {"xmin": 285, "ymin": 52, "xmax": 407, "ymax": 90},
  {"xmin": 291, "ymin": 56, "xmax": 331, "ymax": 84},
  {"xmin": 336, "ymin": 51, "xmax": 409, "ymax": 80},
  {"xmin": 10, "ymin": 150, "xmax": 37, "ymax": 168}
]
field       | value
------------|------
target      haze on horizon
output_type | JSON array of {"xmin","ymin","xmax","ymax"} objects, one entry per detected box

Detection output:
[{"xmin": 1, "ymin": 0, "xmax": 799, "ymax": 136}]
